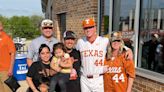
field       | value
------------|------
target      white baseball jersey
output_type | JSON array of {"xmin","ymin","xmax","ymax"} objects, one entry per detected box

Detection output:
[{"xmin": 76, "ymin": 36, "xmax": 109, "ymax": 76}]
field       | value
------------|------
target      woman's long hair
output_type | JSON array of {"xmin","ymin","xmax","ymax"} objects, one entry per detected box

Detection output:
[
  {"xmin": 38, "ymin": 44, "xmax": 51, "ymax": 86},
  {"xmin": 106, "ymin": 39, "xmax": 125, "ymax": 60}
]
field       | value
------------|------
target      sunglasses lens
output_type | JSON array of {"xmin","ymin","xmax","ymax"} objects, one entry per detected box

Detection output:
[
  {"xmin": 113, "ymin": 40, "xmax": 121, "ymax": 42},
  {"xmin": 84, "ymin": 26, "xmax": 94, "ymax": 30},
  {"xmin": 43, "ymin": 27, "xmax": 52, "ymax": 29}
]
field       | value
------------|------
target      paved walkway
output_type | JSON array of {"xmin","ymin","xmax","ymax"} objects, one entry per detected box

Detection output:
[{"xmin": 16, "ymin": 80, "xmax": 29, "ymax": 92}]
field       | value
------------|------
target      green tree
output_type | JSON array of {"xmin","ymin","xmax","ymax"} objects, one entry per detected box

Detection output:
[
  {"xmin": 0, "ymin": 15, "xmax": 43, "ymax": 39},
  {"xmin": 0, "ymin": 15, "xmax": 11, "ymax": 34}
]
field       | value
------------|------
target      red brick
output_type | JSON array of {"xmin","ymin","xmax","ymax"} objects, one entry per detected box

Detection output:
[
  {"xmin": 132, "ymin": 89, "xmax": 141, "ymax": 92},
  {"xmin": 133, "ymin": 75, "xmax": 163, "ymax": 92},
  {"xmin": 139, "ymin": 84, "xmax": 146, "ymax": 89},
  {"xmin": 161, "ymin": 86, "xmax": 164, "ymax": 91},
  {"xmin": 143, "ymin": 89, "xmax": 150, "ymax": 92},
  {"xmin": 135, "ymin": 86, "xmax": 143, "ymax": 91},
  {"xmin": 146, "ymin": 86, "xmax": 155, "ymax": 92},
  {"xmin": 156, "ymin": 90, "xmax": 162, "ymax": 92}
]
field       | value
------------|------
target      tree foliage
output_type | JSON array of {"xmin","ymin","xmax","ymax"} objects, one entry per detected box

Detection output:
[{"xmin": 0, "ymin": 15, "xmax": 43, "ymax": 39}]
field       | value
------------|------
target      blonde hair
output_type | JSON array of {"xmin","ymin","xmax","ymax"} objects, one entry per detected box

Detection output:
[{"xmin": 106, "ymin": 38, "xmax": 125, "ymax": 60}]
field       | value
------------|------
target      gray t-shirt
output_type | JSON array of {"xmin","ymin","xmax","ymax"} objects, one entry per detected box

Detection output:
[{"xmin": 27, "ymin": 35, "xmax": 59, "ymax": 62}]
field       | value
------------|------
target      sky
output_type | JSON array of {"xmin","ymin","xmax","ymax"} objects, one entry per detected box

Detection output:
[
  {"xmin": 104, "ymin": 0, "xmax": 136, "ymax": 16},
  {"xmin": 0, "ymin": 0, "xmax": 43, "ymax": 17}
]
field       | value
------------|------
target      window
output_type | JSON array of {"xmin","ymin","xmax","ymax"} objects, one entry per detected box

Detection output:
[
  {"xmin": 103, "ymin": 0, "xmax": 164, "ymax": 74},
  {"xmin": 103, "ymin": 0, "xmax": 136, "ymax": 51},
  {"xmin": 57, "ymin": 13, "xmax": 66, "ymax": 40},
  {"xmin": 138, "ymin": 0, "xmax": 164, "ymax": 74}
]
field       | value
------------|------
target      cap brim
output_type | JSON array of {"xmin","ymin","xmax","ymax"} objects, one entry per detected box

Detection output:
[
  {"xmin": 42, "ymin": 26, "xmax": 53, "ymax": 28},
  {"xmin": 64, "ymin": 36, "xmax": 76, "ymax": 39},
  {"xmin": 83, "ymin": 25, "xmax": 95, "ymax": 28}
]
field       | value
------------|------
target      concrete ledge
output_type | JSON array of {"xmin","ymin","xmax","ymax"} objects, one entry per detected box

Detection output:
[{"xmin": 136, "ymin": 68, "xmax": 164, "ymax": 84}]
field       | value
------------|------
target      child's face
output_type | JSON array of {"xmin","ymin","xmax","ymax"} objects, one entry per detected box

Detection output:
[{"xmin": 54, "ymin": 48, "xmax": 64, "ymax": 58}]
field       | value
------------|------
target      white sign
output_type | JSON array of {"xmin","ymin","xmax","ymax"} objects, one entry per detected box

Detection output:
[{"xmin": 17, "ymin": 64, "xmax": 28, "ymax": 74}]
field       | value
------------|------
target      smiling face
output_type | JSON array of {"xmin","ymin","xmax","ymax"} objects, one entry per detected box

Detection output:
[
  {"xmin": 111, "ymin": 40, "xmax": 122, "ymax": 50},
  {"xmin": 54, "ymin": 48, "xmax": 65, "ymax": 58},
  {"xmin": 64, "ymin": 38, "xmax": 75, "ymax": 50},
  {"xmin": 41, "ymin": 27, "xmax": 53, "ymax": 38},
  {"xmin": 83, "ymin": 26, "xmax": 96, "ymax": 38},
  {"xmin": 39, "ymin": 47, "xmax": 51, "ymax": 63}
]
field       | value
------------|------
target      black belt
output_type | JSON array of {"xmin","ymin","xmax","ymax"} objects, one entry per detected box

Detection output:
[{"xmin": 87, "ymin": 74, "xmax": 104, "ymax": 78}]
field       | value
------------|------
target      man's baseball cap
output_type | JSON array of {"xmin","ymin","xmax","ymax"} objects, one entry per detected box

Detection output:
[
  {"xmin": 63, "ymin": 31, "xmax": 76, "ymax": 39},
  {"xmin": 41, "ymin": 19, "xmax": 53, "ymax": 28},
  {"xmin": 82, "ymin": 18, "xmax": 96, "ymax": 28}
]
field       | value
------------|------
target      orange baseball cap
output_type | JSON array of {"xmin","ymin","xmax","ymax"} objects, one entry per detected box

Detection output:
[{"xmin": 82, "ymin": 18, "xmax": 96, "ymax": 28}]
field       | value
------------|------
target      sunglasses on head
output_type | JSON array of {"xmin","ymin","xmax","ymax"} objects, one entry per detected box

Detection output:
[
  {"xmin": 43, "ymin": 22, "xmax": 53, "ymax": 26},
  {"xmin": 112, "ymin": 40, "xmax": 121, "ymax": 42},
  {"xmin": 83, "ymin": 26, "xmax": 94, "ymax": 30},
  {"xmin": 43, "ymin": 27, "xmax": 53, "ymax": 29}
]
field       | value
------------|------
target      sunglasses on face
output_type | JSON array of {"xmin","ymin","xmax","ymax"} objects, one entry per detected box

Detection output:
[
  {"xmin": 43, "ymin": 27, "xmax": 53, "ymax": 29},
  {"xmin": 83, "ymin": 26, "xmax": 94, "ymax": 30},
  {"xmin": 112, "ymin": 40, "xmax": 121, "ymax": 42}
]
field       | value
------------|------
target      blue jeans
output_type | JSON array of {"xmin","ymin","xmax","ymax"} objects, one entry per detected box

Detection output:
[{"xmin": 49, "ymin": 73, "xmax": 70, "ymax": 92}]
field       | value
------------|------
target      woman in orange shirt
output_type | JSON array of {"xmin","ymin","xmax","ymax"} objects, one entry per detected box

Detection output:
[{"xmin": 104, "ymin": 31, "xmax": 135, "ymax": 92}]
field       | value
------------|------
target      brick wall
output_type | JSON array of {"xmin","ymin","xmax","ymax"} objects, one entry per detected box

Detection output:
[
  {"xmin": 132, "ymin": 75, "xmax": 164, "ymax": 92},
  {"xmin": 52, "ymin": 0, "xmax": 98, "ymax": 40}
]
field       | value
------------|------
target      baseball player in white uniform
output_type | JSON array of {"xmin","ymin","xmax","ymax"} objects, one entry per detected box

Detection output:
[
  {"xmin": 76, "ymin": 18, "xmax": 108, "ymax": 92},
  {"xmin": 76, "ymin": 18, "xmax": 133, "ymax": 92}
]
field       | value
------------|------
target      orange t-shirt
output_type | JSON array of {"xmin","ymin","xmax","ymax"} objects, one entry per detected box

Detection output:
[
  {"xmin": 0, "ymin": 31, "xmax": 16, "ymax": 71},
  {"xmin": 104, "ymin": 54, "xmax": 135, "ymax": 92}
]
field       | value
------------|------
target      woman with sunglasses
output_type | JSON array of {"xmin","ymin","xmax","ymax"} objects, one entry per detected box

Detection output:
[{"xmin": 103, "ymin": 31, "xmax": 135, "ymax": 92}]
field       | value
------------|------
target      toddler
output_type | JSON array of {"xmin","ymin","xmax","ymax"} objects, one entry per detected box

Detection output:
[{"xmin": 49, "ymin": 42, "xmax": 77, "ymax": 92}]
